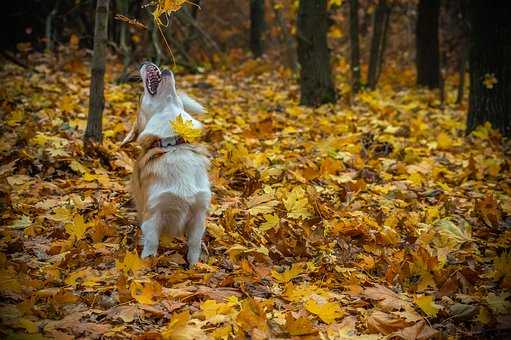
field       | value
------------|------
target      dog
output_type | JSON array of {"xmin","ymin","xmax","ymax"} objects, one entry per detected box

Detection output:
[{"xmin": 121, "ymin": 62, "xmax": 211, "ymax": 266}]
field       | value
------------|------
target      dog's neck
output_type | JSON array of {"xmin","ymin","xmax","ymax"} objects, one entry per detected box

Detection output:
[{"xmin": 138, "ymin": 101, "xmax": 202, "ymax": 143}]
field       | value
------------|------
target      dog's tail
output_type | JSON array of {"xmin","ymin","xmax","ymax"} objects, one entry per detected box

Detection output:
[{"xmin": 178, "ymin": 91, "xmax": 206, "ymax": 115}]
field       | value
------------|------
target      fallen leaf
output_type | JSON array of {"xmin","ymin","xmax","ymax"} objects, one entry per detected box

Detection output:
[
  {"xmin": 285, "ymin": 313, "xmax": 317, "ymax": 336},
  {"xmin": 414, "ymin": 295, "xmax": 442, "ymax": 317},
  {"xmin": 364, "ymin": 285, "xmax": 412, "ymax": 311},
  {"xmin": 304, "ymin": 299, "xmax": 344, "ymax": 324}
]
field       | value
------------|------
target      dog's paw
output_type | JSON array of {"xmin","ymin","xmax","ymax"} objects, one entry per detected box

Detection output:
[
  {"xmin": 141, "ymin": 247, "xmax": 157, "ymax": 258},
  {"xmin": 186, "ymin": 250, "xmax": 201, "ymax": 268}
]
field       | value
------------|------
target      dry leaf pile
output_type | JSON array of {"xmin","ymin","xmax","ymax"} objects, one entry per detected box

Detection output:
[{"xmin": 0, "ymin": 55, "xmax": 510, "ymax": 339}]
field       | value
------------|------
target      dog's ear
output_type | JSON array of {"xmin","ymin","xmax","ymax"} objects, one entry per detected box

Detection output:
[{"xmin": 120, "ymin": 122, "xmax": 138, "ymax": 146}]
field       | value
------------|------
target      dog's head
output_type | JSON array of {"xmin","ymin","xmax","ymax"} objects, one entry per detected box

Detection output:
[
  {"xmin": 121, "ymin": 62, "xmax": 201, "ymax": 147},
  {"xmin": 139, "ymin": 62, "xmax": 184, "ymax": 120}
]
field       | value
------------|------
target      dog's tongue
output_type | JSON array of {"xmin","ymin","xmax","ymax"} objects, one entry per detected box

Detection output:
[{"xmin": 146, "ymin": 65, "xmax": 161, "ymax": 95}]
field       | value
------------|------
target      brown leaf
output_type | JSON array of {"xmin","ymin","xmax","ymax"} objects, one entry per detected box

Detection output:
[
  {"xmin": 363, "ymin": 285, "xmax": 412, "ymax": 311},
  {"xmin": 366, "ymin": 310, "xmax": 411, "ymax": 334},
  {"xmin": 236, "ymin": 298, "xmax": 270, "ymax": 339},
  {"xmin": 44, "ymin": 312, "xmax": 112, "ymax": 338},
  {"xmin": 390, "ymin": 320, "xmax": 439, "ymax": 340}
]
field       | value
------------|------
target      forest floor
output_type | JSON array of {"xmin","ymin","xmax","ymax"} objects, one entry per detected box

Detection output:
[{"xmin": 1, "ymin": 53, "xmax": 510, "ymax": 339}]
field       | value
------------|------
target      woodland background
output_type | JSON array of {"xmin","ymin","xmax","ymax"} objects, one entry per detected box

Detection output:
[{"xmin": 1, "ymin": 0, "xmax": 510, "ymax": 339}]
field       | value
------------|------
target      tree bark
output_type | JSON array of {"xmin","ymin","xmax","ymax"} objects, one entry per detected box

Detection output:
[
  {"xmin": 456, "ymin": 42, "xmax": 468, "ymax": 105},
  {"xmin": 416, "ymin": 0, "xmax": 440, "ymax": 88},
  {"xmin": 45, "ymin": 0, "xmax": 61, "ymax": 51},
  {"xmin": 377, "ymin": 4, "xmax": 391, "ymax": 83},
  {"xmin": 297, "ymin": 0, "xmax": 336, "ymax": 106},
  {"xmin": 250, "ymin": 0, "xmax": 265, "ymax": 58},
  {"xmin": 349, "ymin": 0, "xmax": 361, "ymax": 93},
  {"xmin": 270, "ymin": 0, "xmax": 297, "ymax": 70},
  {"xmin": 116, "ymin": 0, "xmax": 132, "ymax": 83},
  {"xmin": 84, "ymin": 0, "xmax": 109, "ymax": 145},
  {"xmin": 466, "ymin": 1, "xmax": 511, "ymax": 136},
  {"xmin": 367, "ymin": 0, "xmax": 390, "ymax": 89}
]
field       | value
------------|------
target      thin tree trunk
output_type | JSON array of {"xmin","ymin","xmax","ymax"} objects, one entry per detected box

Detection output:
[
  {"xmin": 250, "ymin": 0, "xmax": 265, "ymax": 58},
  {"xmin": 45, "ymin": 0, "xmax": 60, "ymax": 51},
  {"xmin": 116, "ymin": 0, "xmax": 132, "ymax": 83},
  {"xmin": 466, "ymin": 1, "xmax": 511, "ymax": 136},
  {"xmin": 84, "ymin": 0, "xmax": 109, "ymax": 145},
  {"xmin": 191, "ymin": 0, "xmax": 200, "ymax": 19},
  {"xmin": 297, "ymin": 0, "xmax": 336, "ymax": 106},
  {"xmin": 456, "ymin": 43, "xmax": 468, "ymax": 105},
  {"xmin": 416, "ymin": 0, "xmax": 440, "ymax": 88},
  {"xmin": 270, "ymin": 0, "xmax": 297, "ymax": 70},
  {"xmin": 176, "ymin": 9, "xmax": 221, "ymax": 53},
  {"xmin": 376, "ymin": 4, "xmax": 391, "ymax": 84},
  {"xmin": 349, "ymin": 0, "xmax": 361, "ymax": 93},
  {"xmin": 367, "ymin": 0, "xmax": 390, "ymax": 89},
  {"xmin": 439, "ymin": 51, "xmax": 446, "ymax": 108}
]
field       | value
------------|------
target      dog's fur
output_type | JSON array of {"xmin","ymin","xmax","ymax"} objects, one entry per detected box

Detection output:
[{"xmin": 122, "ymin": 62, "xmax": 211, "ymax": 265}]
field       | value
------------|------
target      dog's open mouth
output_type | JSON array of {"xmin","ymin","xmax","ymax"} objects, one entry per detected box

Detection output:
[{"xmin": 145, "ymin": 64, "xmax": 161, "ymax": 95}]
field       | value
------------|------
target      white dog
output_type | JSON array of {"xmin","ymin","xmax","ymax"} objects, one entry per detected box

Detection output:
[{"xmin": 121, "ymin": 62, "xmax": 211, "ymax": 266}]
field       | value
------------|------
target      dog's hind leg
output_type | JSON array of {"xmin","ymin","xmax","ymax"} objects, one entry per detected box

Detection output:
[
  {"xmin": 141, "ymin": 213, "xmax": 162, "ymax": 258},
  {"xmin": 186, "ymin": 192, "xmax": 210, "ymax": 266},
  {"xmin": 186, "ymin": 209, "xmax": 206, "ymax": 266}
]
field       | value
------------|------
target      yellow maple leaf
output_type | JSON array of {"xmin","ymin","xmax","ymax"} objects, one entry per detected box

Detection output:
[
  {"xmin": 259, "ymin": 214, "xmax": 280, "ymax": 232},
  {"xmin": 272, "ymin": 263, "xmax": 304, "ymax": 283},
  {"xmin": 47, "ymin": 207, "xmax": 73, "ymax": 222},
  {"xmin": 415, "ymin": 295, "xmax": 442, "ymax": 317},
  {"xmin": 116, "ymin": 250, "xmax": 147, "ymax": 276},
  {"xmin": 6, "ymin": 110, "xmax": 23, "ymax": 126},
  {"xmin": 285, "ymin": 313, "xmax": 317, "ymax": 336},
  {"xmin": 130, "ymin": 280, "xmax": 162, "ymax": 305},
  {"xmin": 493, "ymin": 251, "xmax": 511, "ymax": 288},
  {"xmin": 17, "ymin": 319, "xmax": 38, "ymax": 334},
  {"xmin": 65, "ymin": 214, "xmax": 91, "ymax": 241},
  {"xmin": 170, "ymin": 115, "xmax": 202, "ymax": 142},
  {"xmin": 282, "ymin": 283, "xmax": 330, "ymax": 302},
  {"xmin": 329, "ymin": 0, "xmax": 343, "ymax": 9},
  {"xmin": 437, "ymin": 132, "xmax": 453, "ymax": 149},
  {"xmin": 483, "ymin": 73, "xmax": 498, "ymax": 89},
  {"xmin": 284, "ymin": 186, "xmax": 312, "ymax": 219},
  {"xmin": 304, "ymin": 299, "xmax": 344, "ymax": 324},
  {"xmin": 162, "ymin": 310, "xmax": 207, "ymax": 340},
  {"xmin": 477, "ymin": 306, "xmax": 492, "ymax": 325},
  {"xmin": 200, "ymin": 298, "xmax": 238, "ymax": 321}
]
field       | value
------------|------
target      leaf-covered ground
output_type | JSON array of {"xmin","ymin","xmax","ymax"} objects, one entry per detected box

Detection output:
[{"xmin": 1, "ymin": 54, "xmax": 510, "ymax": 339}]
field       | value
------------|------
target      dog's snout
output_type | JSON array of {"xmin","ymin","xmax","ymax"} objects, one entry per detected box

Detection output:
[{"xmin": 139, "ymin": 61, "xmax": 155, "ymax": 70}]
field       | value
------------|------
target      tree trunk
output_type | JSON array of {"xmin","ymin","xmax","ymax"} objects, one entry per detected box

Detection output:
[
  {"xmin": 116, "ymin": 0, "xmax": 132, "ymax": 83},
  {"xmin": 456, "ymin": 43, "xmax": 468, "ymax": 105},
  {"xmin": 466, "ymin": 1, "xmax": 511, "ymax": 136},
  {"xmin": 376, "ymin": 5, "xmax": 391, "ymax": 83},
  {"xmin": 416, "ymin": 0, "xmax": 440, "ymax": 88},
  {"xmin": 250, "ymin": 0, "xmax": 265, "ymax": 57},
  {"xmin": 349, "ymin": 0, "xmax": 361, "ymax": 93},
  {"xmin": 45, "ymin": 0, "xmax": 61, "ymax": 51},
  {"xmin": 367, "ymin": 0, "xmax": 390, "ymax": 89},
  {"xmin": 297, "ymin": 0, "xmax": 336, "ymax": 106},
  {"xmin": 84, "ymin": 0, "xmax": 109, "ymax": 145},
  {"xmin": 270, "ymin": 0, "xmax": 297, "ymax": 70}
]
